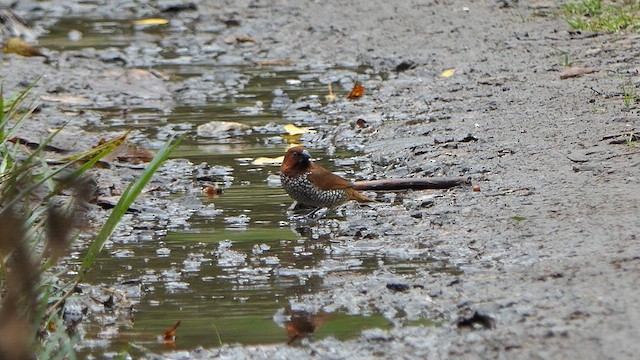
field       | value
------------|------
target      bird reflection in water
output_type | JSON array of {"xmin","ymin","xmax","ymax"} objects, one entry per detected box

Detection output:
[{"xmin": 284, "ymin": 310, "xmax": 329, "ymax": 345}]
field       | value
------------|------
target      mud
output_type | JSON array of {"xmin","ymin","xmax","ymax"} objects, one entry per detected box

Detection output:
[{"xmin": 2, "ymin": 0, "xmax": 639, "ymax": 359}]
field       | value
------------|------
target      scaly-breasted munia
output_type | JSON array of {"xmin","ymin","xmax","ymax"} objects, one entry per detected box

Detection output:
[{"xmin": 280, "ymin": 146, "xmax": 374, "ymax": 208}]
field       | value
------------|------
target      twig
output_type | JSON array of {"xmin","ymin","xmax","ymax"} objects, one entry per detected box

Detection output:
[{"xmin": 353, "ymin": 176, "xmax": 471, "ymax": 191}]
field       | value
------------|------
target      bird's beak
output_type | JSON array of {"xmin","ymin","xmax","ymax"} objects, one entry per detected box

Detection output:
[{"xmin": 301, "ymin": 149, "xmax": 312, "ymax": 161}]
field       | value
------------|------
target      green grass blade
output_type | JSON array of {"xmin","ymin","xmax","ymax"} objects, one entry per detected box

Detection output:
[{"xmin": 78, "ymin": 134, "xmax": 183, "ymax": 278}]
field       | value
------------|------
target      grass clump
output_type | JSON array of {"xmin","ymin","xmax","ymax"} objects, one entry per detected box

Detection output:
[
  {"xmin": 622, "ymin": 82, "xmax": 639, "ymax": 109},
  {"xmin": 564, "ymin": 0, "xmax": 640, "ymax": 32},
  {"xmin": 0, "ymin": 83, "xmax": 181, "ymax": 359}
]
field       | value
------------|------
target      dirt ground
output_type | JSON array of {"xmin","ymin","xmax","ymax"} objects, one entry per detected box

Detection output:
[{"xmin": 3, "ymin": 0, "xmax": 640, "ymax": 359}]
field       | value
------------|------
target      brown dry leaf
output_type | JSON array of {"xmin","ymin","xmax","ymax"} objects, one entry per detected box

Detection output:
[
  {"xmin": 347, "ymin": 83, "xmax": 365, "ymax": 99},
  {"xmin": 94, "ymin": 134, "xmax": 153, "ymax": 165},
  {"xmin": 115, "ymin": 143, "xmax": 155, "ymax": 164},
  {"xmin": 355, "ymin": 118, "xmax": 368, "ymax": 128},
  {"xmin": 3, "ymin": 38, "xmax": 44, "ymax": 57},
  {"xmin": 559, "ymin": 67, "xmax": 598, "ymax": 79}
]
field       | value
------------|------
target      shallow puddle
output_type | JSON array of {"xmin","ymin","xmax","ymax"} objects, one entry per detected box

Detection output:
[{"xmin": 40, "ymin": 18, "xmax": 436, "ymax": 356}]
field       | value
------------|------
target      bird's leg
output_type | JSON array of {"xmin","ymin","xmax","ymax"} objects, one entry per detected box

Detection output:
[
  {"xmin": 287, "ymin": 202, "xmax": 328, "ymax": 219},
  {"xmin": 305, "ymin": 207, "xmax": 328, "ymax": 219}
]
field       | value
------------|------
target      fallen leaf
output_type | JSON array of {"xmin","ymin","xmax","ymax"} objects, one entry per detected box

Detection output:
[
  {"xmin": 440, "ymin": 69, "xmax": 456, "ymax": 78},
  {"xmin": 347, "ymin": 83, "xmax": 365, "ymax": 99},
  {"xmin": 251, "ymin": 156, "xmax": 284, "ymax": 166},
  {"xmin": 355, "ymin": 118, "xmax": 368, "ymax": 128},
  {"xmin": 111, "ymin": 142, "xmax": 154, "ymax": 164},
  {"xmin": 559, "ymin": 67, "xmax": 598, "ymax": 79},
  {"xmin": 132, "ymin": 18, "xmax": 169, "ymax": 26},
  {"xmin": 283, "ymin": 124, "xmax": 316, "ymax": 136},
  {"xmin": 3, "ymin": 38, "xmax": 44, "ymax": 57},
  {"xmin": 511, "ymin": 216, "xmax": 527, "ymax": 221}
]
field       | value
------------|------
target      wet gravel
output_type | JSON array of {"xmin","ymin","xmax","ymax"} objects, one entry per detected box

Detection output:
[{"xmin": 2, "ymin": 0, "xmax": 640, "ymax": 359}]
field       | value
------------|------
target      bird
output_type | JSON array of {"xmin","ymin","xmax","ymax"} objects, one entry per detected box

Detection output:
[{"xmin": 280, "ymin": 146, "xmax": 374, "ymax": 208}]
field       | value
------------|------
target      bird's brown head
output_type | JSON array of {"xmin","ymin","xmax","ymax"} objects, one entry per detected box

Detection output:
[{"xmin": 281, "ymin": 146, "xmax": 312, "ymax": 176}]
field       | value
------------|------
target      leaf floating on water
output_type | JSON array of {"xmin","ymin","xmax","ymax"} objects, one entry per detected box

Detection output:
[
  {"xmin": 251, "ymin": 156, "xmax": 284, "ymax": 166},
  {"xmin": 347, "ymin": 83, "xmax": 365, "ymax": 99},
  {"xmin": 511, "ymin": 216, "xmax": 527, "ymax": 221},
  {"xmin": 440, "ymin": 69, "xmax": 456, "ymax": 78},
  {"xmin": 283, "ymin": 124, "xmax": 316, "ymax": 136},
  {"xmin": 132, "ymin": 18, "xmax": 170, "ymax": 26},
  {"xmin": 3, "ymin": 38, "xmax": 44, "ymax": 57}
]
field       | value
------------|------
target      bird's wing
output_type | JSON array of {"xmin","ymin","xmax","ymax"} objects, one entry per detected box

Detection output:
[{"xmin": 307, "ymin": 164, "xmax": 353, "ymax": 190}]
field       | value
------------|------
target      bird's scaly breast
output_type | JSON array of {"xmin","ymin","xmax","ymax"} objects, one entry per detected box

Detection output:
[{"xmin": 280, "ymin": 172, "xmax": 349, "ymax": 207}]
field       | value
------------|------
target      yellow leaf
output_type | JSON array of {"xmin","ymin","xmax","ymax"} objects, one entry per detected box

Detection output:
[
  {"xmin": 132, "ymin": 18, "xmax": 170, "ymax": 26},
  {"xmin": 440, "ymin": 69, "xmax": 456, "ymax": 78},
  {"xmin": 283, "ymin": 124, "xmax": 316, "ymax": 136},
  {"xmin": 251, "ymin": 156, "xmax": 284, "ymax": 166},
  {"xmin": 3, "ymin": 38, "xmax": 43, "ymax": 57}
]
